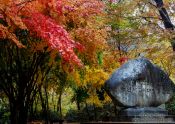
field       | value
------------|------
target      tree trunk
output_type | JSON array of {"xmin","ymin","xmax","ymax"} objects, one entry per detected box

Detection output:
[
  {"xmin": 9, "ymin": 101, "xmax": 28, "ymax": 124},
  {"xmin": 154, "ymin": 0, "xmax": 174, "ymax": 29},
  {"xmin": 76, "ymin": 100, "xmax": 81, "ymax": 110},
  {"xmin": 44, "ymin": 83, "xmax": 49, "ymax": 124},
  {"xmin": 39, "ymin": 89, "xmax": 48, "ymax": 124},
  {"xmin": 10, "ymin": 105, "xmax": 18, "ymax": 124},
  {"xmin": 57, "ymin": 90, "xmax": 62, "ymax": 119},
  {"xmin": 154, "ymin": 0, "xmax": 174, "ymax": 50},
  {"xmin": 93, "ymin": 104, "xmax": 97, "ymax": 121},
  {"xmin": 85, "ymin": 102, "xmax": 90, "ymax": 121}
]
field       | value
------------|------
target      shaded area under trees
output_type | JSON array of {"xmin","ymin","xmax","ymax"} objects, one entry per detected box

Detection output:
[{"xmin": 0, "ymin": 30, "xmax": 52, "ymax": 124}]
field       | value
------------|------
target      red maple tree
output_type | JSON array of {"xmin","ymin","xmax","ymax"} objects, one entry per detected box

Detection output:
[{"xmin": 0, "ymin": 0, "xmax": 84, "ymax": 66}]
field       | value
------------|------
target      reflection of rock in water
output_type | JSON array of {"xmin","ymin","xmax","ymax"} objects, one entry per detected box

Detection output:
[{"xmin": 105, "ymin": 57, "xmax": 174, "ymax": 107}]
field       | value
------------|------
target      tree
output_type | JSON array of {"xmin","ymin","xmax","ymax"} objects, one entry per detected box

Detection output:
[
  {"xmin": 61, "ymin": 0, "xmax": 107, "ymax": 65},
  {"xmin": 0, "ymin": 0, "xmax": 108, "ymax": 123},
  {"xmin": 0, "ymin": 1, "xmax": 85, "ymax": 123},
  {"xmin": 154, "ymin": 0, "xmax": 174, "ymax": 29},
  {"xmin": 153, "ymin": 0, "xmax": 175, "ymax": 52},
  {"xmin": 0, "ymin": 35, "xmax": 52, "ymax": 124},
  {"xmin": 0, "ymin": 0, "xmax": 84, "ymax": 66}
]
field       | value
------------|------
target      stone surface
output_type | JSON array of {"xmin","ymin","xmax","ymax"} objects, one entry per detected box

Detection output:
[
  {"xmin": 119, "ymin": 107, "xmax": 174, "ymax": 123},
  {"xmin": 105, "ymin": 58, "xmax": 174, "ymax": 107},
  {"xmin": 121, "ymin": 107, "xmax": 168, "ymax": 116}
]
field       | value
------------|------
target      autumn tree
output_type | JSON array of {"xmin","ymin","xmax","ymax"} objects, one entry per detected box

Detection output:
[
  {"xmin": 0, "ymin": 0, "xmax": 83, "ymax": 66},
  {"xmin": 105, "ymin": 0, "xmax": 174, "ymax": 61},
  {"xmin": 61, "ymin": 0, "xmax": 114, "ymax": 112},
  {"xmin": 0, "ymin": 37, "xmax": 52, "ymax": 124},
  {"xmin": 0, "ymin": 0, "xmax": 84, "ymax": 124}
]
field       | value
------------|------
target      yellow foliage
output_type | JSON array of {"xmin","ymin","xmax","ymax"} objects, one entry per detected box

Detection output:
[
  {"xmin": 70, "ymin": 66, "xmax": 109, "ymax": 87},
  {"xmin": 86, "ymin": 93, "xmax": 103, "ymax": 107},
  {"xmin": 69, "ymin": 64, "xmax": 117, "ymax": 106},
  {"xmin": 84, "ymin": 66, "xmax": 109, "ymax": 87}
]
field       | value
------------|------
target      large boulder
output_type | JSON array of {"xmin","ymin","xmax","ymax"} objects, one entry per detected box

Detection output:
[{"xmin": 105, "ymin": 58, "xmax": 174, "ymax": 107}]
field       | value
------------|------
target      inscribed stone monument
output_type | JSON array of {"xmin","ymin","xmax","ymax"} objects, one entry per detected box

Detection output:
[
  {"xmin": 105, "ymin": 58, "xmax": 175, "ymax": 122},
  {"xmin": 105, "ymin": 58, "xmax": 174, "ymax": 107}
]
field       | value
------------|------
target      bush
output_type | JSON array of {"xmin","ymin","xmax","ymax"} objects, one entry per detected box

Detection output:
[{"xmin": 166, "ymin": 94, "xmax": 175, "ymax": 115}]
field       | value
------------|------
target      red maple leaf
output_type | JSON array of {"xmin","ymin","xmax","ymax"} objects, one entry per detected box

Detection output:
[
  {"xmin": 23, "ymin": 12, "xmax": 84, "ymax": 67},
  {"xmin": 118, "ymin": 57, "xmax": 129, "ymax": 64}
]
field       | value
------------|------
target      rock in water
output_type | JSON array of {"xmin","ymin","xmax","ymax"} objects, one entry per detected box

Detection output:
[{"xmin": 105, "ymin": 58, "xmax": 174, "ymax": 107}]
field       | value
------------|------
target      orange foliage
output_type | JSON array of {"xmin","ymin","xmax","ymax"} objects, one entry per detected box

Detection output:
[
  {"xmin": 61, "ymin": 0, "xmax": 107, "ymax": 65},
  {"xmin": 0, "ymin": 0, "xmax": 85, "ymax": 66}
]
